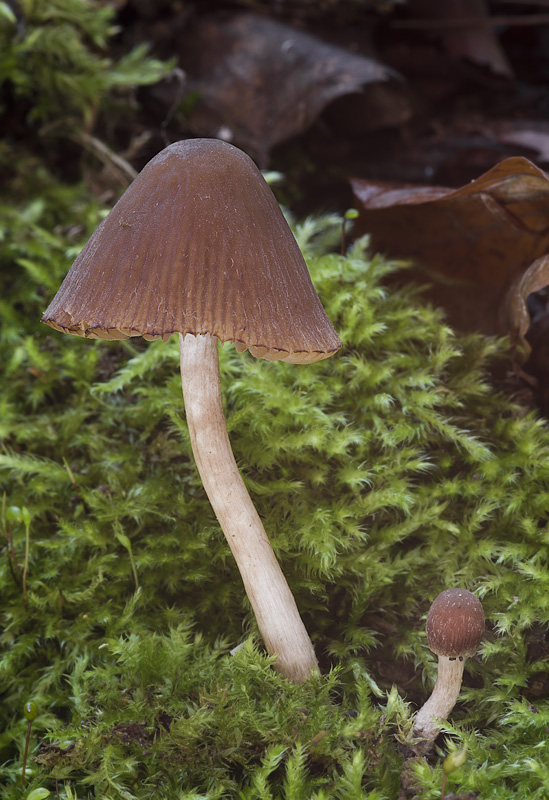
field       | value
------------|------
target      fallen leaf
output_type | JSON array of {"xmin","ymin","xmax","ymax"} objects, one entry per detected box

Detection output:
[
  {"xmin": 351, "ymin": 156, "xmax": 549, "ymax": 340},
  {"xmin": 504, "ymin": 255, "xmax": 549, "ymax": 358},
  {"xmin": 494, "ymin": 120, "xmax": 549, "ymax": 164},
  {"xmin": 400, "ymin": 0, "xmax": 513, "ymax": 78},
  {"xmin": 181, "ymin": 12, "xmax": 395, "ymax": 166}
]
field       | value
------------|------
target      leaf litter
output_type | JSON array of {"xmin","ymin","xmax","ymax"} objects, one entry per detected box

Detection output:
[{"xmin": 352, "ymin": 156, "xmax": 549, "ymax": 385}]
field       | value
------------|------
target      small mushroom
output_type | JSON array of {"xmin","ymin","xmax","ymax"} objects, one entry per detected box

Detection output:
[
  {"xmin": 41, "ymin": 138, "xmax": 342, "ymax": 683},
  {"xmin": 413, "ymin": 588, "xmax": 485, "ymax": 747}
]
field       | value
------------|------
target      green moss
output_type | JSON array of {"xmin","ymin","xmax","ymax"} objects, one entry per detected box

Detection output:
[
  {"xmin": 1, "ymin": 194, "xmax": 549, "ymax": 796},
  {"xmin": 2, "ymin": 5, "xmax": 548, "ymax": 795},
  {"xmin": 0, "ymin": 0, "xmax": 171, "ymax": 126}
]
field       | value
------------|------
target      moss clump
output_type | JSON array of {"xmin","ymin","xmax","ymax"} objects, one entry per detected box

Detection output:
[
  {"xmin": 1, "ymin": 196, "xmax": 549, "ymax": 796},
  {"xmin": 0, "ymin": 0, "xmax": 170, "ymax": 126},
  {"xmin": 3, "ymin": 4, "xmax": 549, "ymax": 796}
]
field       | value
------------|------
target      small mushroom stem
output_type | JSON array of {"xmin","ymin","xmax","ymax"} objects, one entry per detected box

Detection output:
[
  {"xmin": 179, "ymin": 332, "xmax": 318, "ymax": 683},
  {"xmin": 413, "ymin": 656, "xmax": 466, "ymax": 743}
]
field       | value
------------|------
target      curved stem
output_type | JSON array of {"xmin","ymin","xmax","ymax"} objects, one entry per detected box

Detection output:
[
  {"xmin": 179, "ymin": 332, "xmax": 318, "ymax": 683},
  {"xmin": 413, "ymin": 656, "xmax": 466, "ymax": 742}
]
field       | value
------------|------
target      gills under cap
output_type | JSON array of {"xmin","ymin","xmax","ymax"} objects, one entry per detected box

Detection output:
[{"xmin": 42, "ymin": 138, "xmax": 341, "ymax": 364}]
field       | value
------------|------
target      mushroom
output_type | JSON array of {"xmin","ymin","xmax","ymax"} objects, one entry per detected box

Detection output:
[
  {"xmin": 413, "ymin": 588, "xmax": 484, "ymax": 746},
  {"xmin": 41, "ymin": 138, "xmax": 342, "ymax": 683}
]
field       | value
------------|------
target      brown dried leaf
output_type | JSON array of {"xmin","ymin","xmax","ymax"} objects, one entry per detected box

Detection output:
[
  {"xmin": 351, "ymin": 156, "xmax": 549, "ymax": 340},
  {"xmin": 504, "ymin": 255, "xmax": 549, "ymax": 357},
  {"xmin": 405, "ymin": 0, "xmax": 513, "ymax": 78},
  {"xmin": 181, "ymin": 12, "xmax": 394, "ymax": 166},
  {"xmin": 494, "ymin": 120, "xmax": 549, "ymax": 164}
]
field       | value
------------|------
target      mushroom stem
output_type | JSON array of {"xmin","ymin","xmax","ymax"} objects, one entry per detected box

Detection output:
[
  {"xmin": 413, "ymin": 656, "xmax": 466, "ymax": 742},
  {"xmin": 179, "ymin": 332, "xmax": 319, "ymax": 683}
]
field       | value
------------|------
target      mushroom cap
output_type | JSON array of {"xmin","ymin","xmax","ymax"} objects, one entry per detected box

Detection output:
[
  {"xmin": 41, "ymin": 138, "xmax": 341, "ymax": 364},
  {"xmin": 426, "ymin": 588, "xmax": 485, "ymax": 659}
]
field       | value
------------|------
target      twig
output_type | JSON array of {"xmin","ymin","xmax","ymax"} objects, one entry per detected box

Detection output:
[{"xmin": 77, "ymin": 131, "xmax": 138, "ymax": 184}]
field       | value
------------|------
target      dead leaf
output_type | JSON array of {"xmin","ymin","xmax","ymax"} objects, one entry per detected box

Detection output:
[
  {"xmin": 494, "ymin": 120, "xmax": 549, "ymax": 164},
  {"xmin": 351, "ymin": 156, "xmax": 549, "ymax": 339},
  {"xmin": 181, "ymin": 12, "xmax": 396, "ymax": 166},
  {"xmin": 402, "ymin": 0, "xmax": 513, "ymax": 78},
  {"xmin": 504, "ymin": 255, "xmax": 549, "ymax": 358}
]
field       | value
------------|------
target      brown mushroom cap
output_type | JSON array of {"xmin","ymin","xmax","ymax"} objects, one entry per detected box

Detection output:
[
  {"xmin": 426, "ymin": 588, "xmax": 485, "ymax": 659},
  {"xmin": 41, "ymin": 138, "xmax": 341, "ymax": 364}
]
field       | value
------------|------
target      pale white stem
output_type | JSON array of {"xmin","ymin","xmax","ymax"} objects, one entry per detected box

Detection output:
[
  {"xmin": 179, "ymin": 332, "xmax": 319, "ymax": 683},
  {"xmin": 413, "ymin": 656, "xmax": 466, "ymax": 742}
]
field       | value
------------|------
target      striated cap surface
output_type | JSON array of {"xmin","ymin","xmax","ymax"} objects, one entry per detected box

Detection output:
[
  {"xmin": 426, "ymin": 588, "xmax": 485, "ymax": 658},
  {"xmin": 41, "ymin": 138, "xmax": 341, "ymax": 364}
]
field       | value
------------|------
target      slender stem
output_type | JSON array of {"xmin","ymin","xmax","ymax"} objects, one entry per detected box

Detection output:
[
  {"xmin": 22, "ymin": 520, "xmax": 30, "ymax": 609},
  {"xmin": 4, "ymin": 521, "xmax": 20, "ymax": 586},
  {"xmin": 4, "ymin": 518, "xmax": 23, "ymax": 579},
  {"xmin": 441, "ymin": 773, "xmax": 447, "ymax": 799},
  {"xmin": 179, "ymin": 333, "xmax": 318, "ymax": 683},
  {"xmin": 21, "ymin": 720, "xmax": 32, "ymax": 788},
  {"xmin": 413, "ymin": 656, "xmax": 466, "ymax": 742}
]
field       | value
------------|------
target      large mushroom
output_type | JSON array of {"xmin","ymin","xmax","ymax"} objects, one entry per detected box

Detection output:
[{"xmin": 41, "ymin": 138, "xmax": 341, "ymax": 683}]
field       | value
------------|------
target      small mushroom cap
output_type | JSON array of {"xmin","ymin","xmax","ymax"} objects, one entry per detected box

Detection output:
[
  {"xmin": 426, "ymin": 588, "xmax": 485, "ymax": 659},
  {"xmin": 41, "ymin": 138, "xmax": 341, "ymax": 364}
]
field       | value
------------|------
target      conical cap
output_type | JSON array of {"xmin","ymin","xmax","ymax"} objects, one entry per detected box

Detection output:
[{"xmin": 42, "ymin": 139, "xmax": 341, "ymax": 364}]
